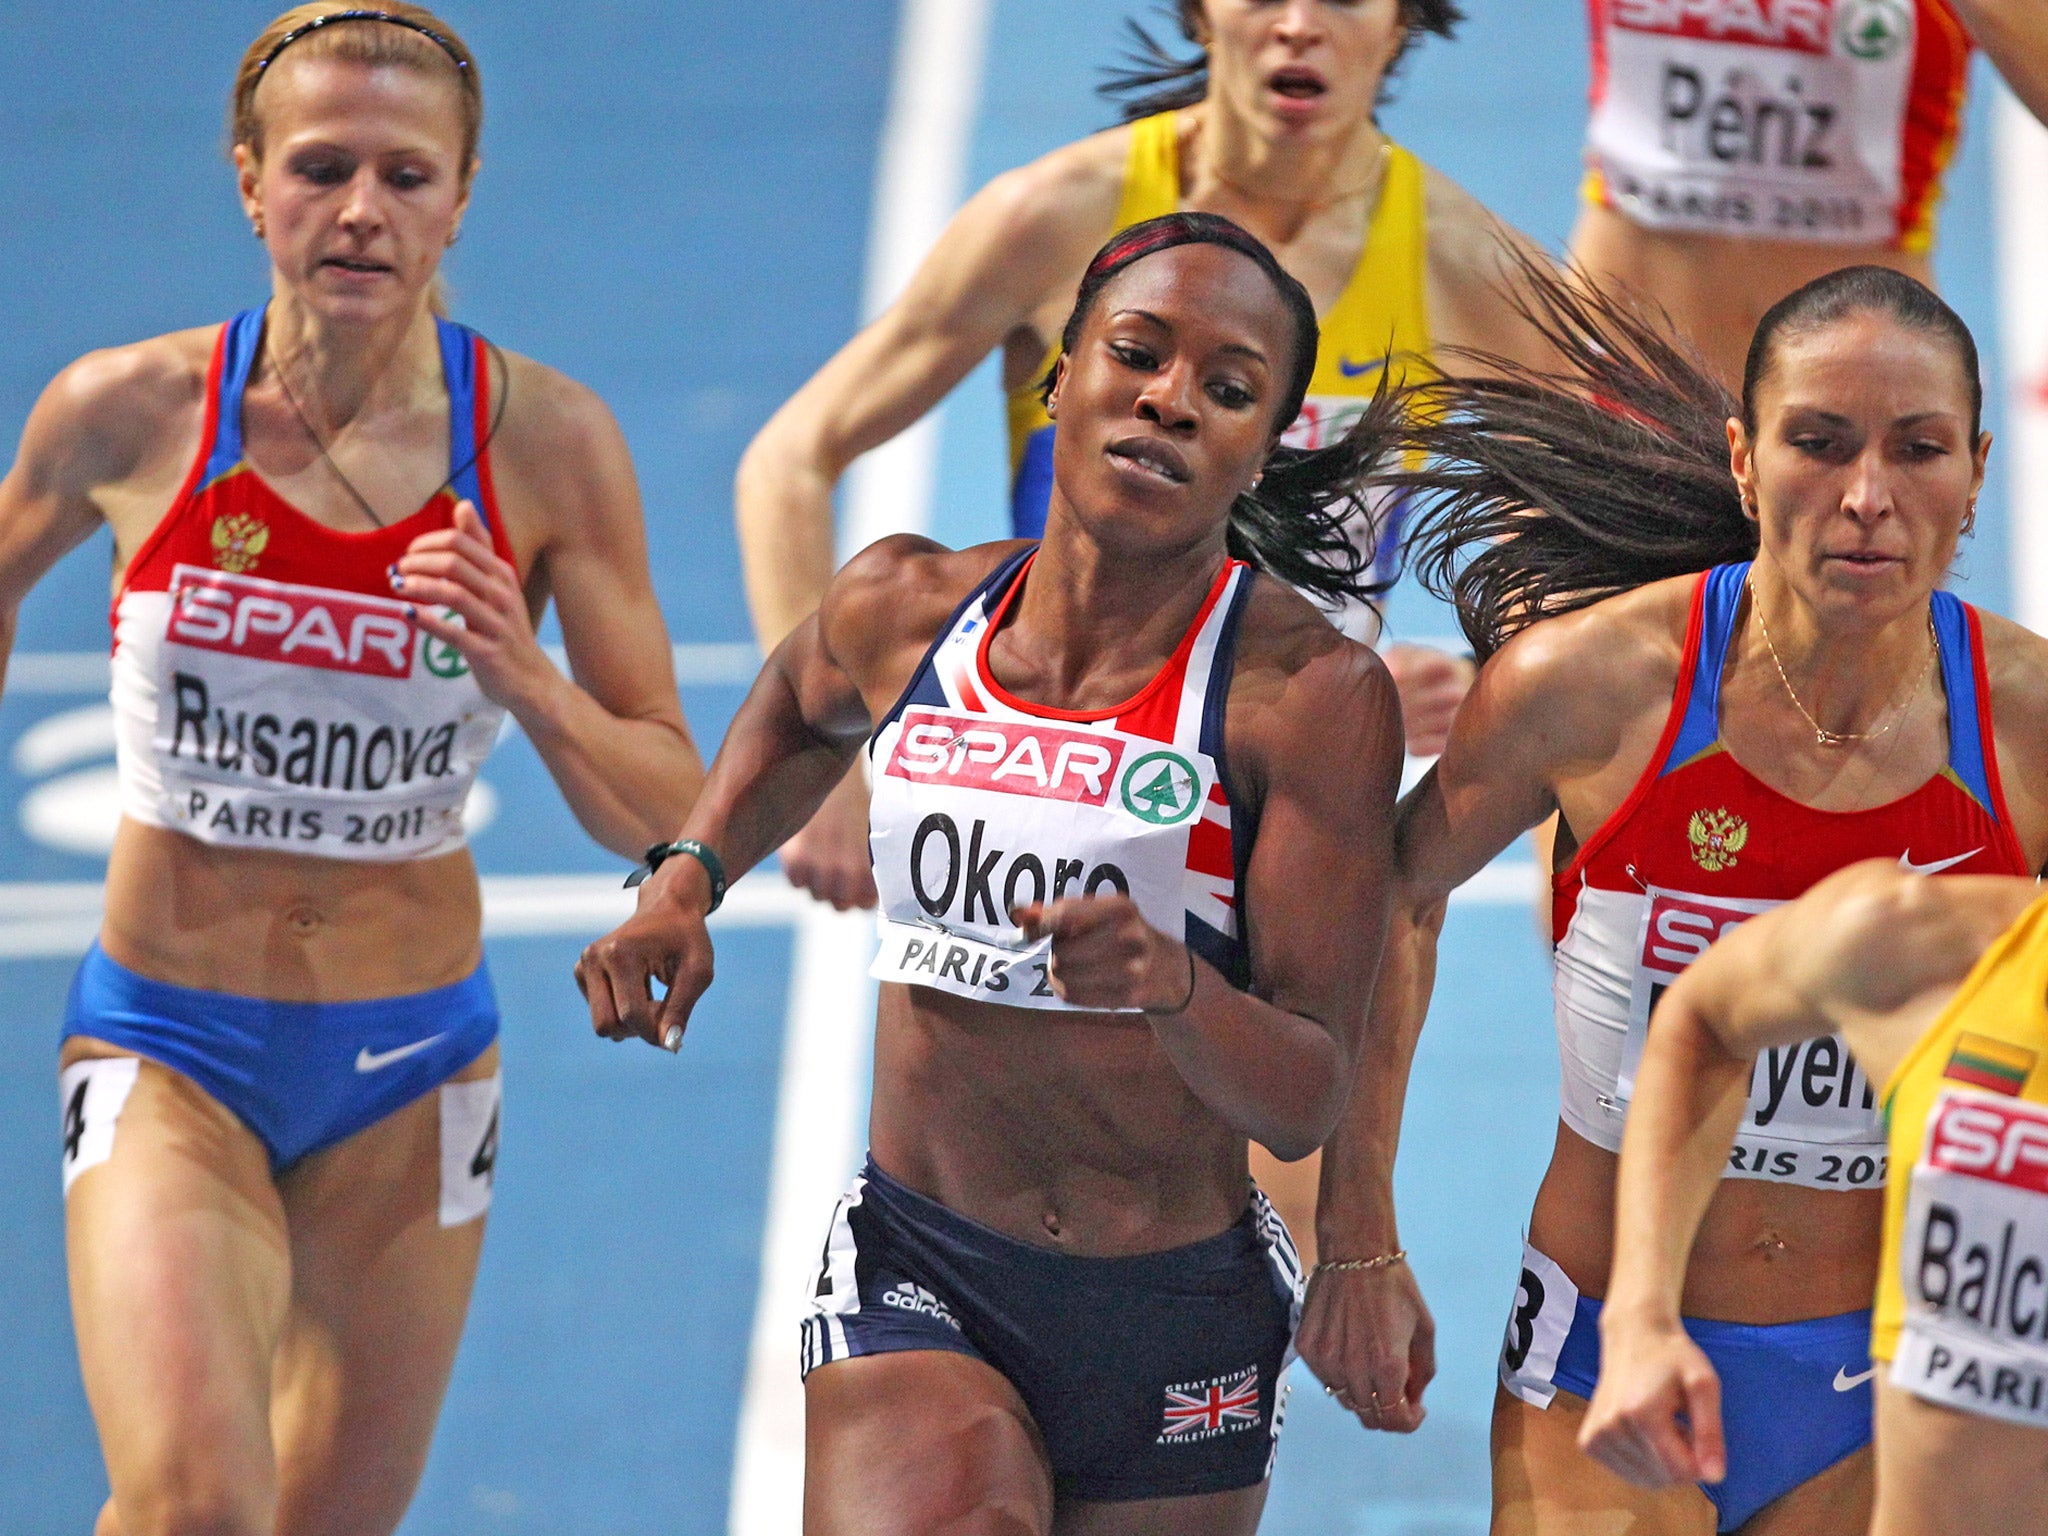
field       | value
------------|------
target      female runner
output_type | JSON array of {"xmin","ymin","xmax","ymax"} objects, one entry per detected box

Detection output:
[
  {"xmin": 738, "ymin": 0, "xmax": 1552, "ymax": 918},
  {"xmin": 1572, "ymin": 0, "xmax": 2048, "ymax": 386},
  {"xmin": 1583, "ymin": 858, "xmax": 2048, "ymax": 1536},
  {"xmin": 580, "ymin": 213, "xmax": 1402, "ymax": 1533},
  {"xmin": 0, "ymin": 7, "xmax": 701, "ymax": 1533},
  {"xmin": 1298, "ymin": 263, "xmax": 2048, "ymax": 1532}
]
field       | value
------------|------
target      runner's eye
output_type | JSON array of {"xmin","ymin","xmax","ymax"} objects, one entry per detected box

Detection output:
[
  {"xmin": 1109, "ymin": 341, "xmax": 1157, "ymax": 371},
  {"xmin": 292, "ymin": 155, "xmax": 352, "ymax": 187},
  {"xmin": 1208, "ymin": 380, "xmax": 1256, "ymax": 410},
  {"xmin": 385, "ymin": 165, "xmax": 432, "ymax": 192}
]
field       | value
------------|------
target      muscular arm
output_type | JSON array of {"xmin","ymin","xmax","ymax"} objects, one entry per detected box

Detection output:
[
  {"xmin": 1423, "ymin": 167, "xmax": 1563, "ymax": 375},
  {"xmin": 408, "ymin": 361, "xmax": 702, "ymax": 859},
  {"xmin": 1583, "ymin": 863, "xmax": 2040, "ymax": 1486},
  {"xmin": 577, "ymin": 537, "xmax": 987, "ymax": 1046},
  {"xmin": 1147, "ymin": 614, "xmax": 1405, "ymax": 1161},
  {"xmin": 0, "ymin": 342, "xmax": 197, "ymax": 695},
  {"xmin": 734, "ymin": 140, "xmax": 1123, "ymax": 650},
  {"xmin": 1951, "ymin": 0, "xmax": 2048, "ymax": 128}
]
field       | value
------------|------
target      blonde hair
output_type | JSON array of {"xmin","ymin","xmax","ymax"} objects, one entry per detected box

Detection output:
[{"xmin": 231, "ymin": 4, "xmax": 483, "ymax": 179}]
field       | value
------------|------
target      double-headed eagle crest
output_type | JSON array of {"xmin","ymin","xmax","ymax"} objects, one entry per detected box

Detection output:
[
  {"xmin": 210, "ymin": 512, "xmax": 270, "ymax": 575},
  {"xmin": 1687, "ymin": 807, "xmax": 1749, "ymax": 873}
]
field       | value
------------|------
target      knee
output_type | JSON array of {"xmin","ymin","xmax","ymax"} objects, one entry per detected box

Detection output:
[{"xmin": 110, "ymin": 1478, "xmax": 273, "ymax": 1536}]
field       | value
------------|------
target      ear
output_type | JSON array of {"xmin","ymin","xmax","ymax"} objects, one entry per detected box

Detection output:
[
  {"xmin": 1045, "ymin": 355, "xmax": 1069, "ymax": 420},
  {"xmin": 1963, "ymin": 431, "xmax": 1992, "ymax": 536},
  {"xmin": 233, "ymin": 142, "xmax": 263, "ymax": 229},
  {"xmin": 1726, "ymin": 416, "xmax": 1758, "ymax": 523}
]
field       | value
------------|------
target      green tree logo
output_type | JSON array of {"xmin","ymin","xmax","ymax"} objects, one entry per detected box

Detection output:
[
  {"xmin": 1840, "ymin": 0, "xmax": 1910, "ymax": 61},
  {"xmin": 1119, "ymin": 751, "xmax": 1202, "ymax": 826},
  {"xmin": 421, "ymin": 618, "xmax": 470, "ymax": 679}
]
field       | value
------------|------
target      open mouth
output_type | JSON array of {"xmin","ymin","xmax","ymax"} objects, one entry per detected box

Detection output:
[
  {"xmin": 1106, "ymin": 436, "xmax": 1190, "ymax": 486},
  {"xmin": 1269, "ymin": 67, "xmax": 1327, "ymax": 102}
]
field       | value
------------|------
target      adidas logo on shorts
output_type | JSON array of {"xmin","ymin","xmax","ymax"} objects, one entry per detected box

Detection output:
[{"xmin": 880, "ymin": 1282, "xmax": 962, "ymax": 1330}]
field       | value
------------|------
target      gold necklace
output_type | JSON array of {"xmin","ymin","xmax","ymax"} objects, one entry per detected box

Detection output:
[
  {"xmin": 1206, "ymin": 137, "xmax": 1392, "ymax": 217},
  {"xmin": 1752, "ymin": 588, "xmax": 1938, "ymax": 749}
]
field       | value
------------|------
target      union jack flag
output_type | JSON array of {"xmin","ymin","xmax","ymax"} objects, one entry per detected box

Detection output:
[{"xmin": 1158, "ymin": 1366, "xmax": 1262, "ymax": 1440}]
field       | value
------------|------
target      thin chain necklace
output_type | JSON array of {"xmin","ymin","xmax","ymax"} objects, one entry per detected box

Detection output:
[
  {"xmin": 266, "ymin": 338, "xmax": 390, "ymax": 529},
  {"xmin": 1752, "ymin": 587, "xmax": 1938, "ymax": 749},
  {"xmin": 1206, "ymin": 136, "xmax": 1392, "ymax": 218}
]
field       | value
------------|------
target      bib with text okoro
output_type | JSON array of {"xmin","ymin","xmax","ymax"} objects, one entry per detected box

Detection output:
[{"xmin": 867, "ymin": 551, "xmax": 1255, "ymax": 1011}]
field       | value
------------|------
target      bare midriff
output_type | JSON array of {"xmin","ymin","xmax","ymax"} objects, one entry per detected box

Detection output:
[
  {"xmin": 867, "ymin": 982, "xmax": 1251, "ymax": 1259},
  {"xmin": 1570, "ymin": 203, "xmax": 1935, "ymax": 386},
  {"xmin": 1530, "ymin": 1119, "xmax": 1882, "ymax": 1323},
  {"xmin": 98, "ymin": 818, "xmax": 482, "ymax": 1002}
]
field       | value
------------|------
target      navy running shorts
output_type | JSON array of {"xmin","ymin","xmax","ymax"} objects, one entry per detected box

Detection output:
[{"xmin": 802, "ymin": 1158, "xmax": 1303, "ymax": 1503}]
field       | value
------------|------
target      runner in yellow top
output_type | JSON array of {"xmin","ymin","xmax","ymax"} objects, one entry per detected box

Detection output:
[
  {"xmin": 1580, "ymin": 859, "xmax": 2048, "ymax": 1535},
  {"xmin": 735, "ymin": 0, "xmax": 1551, "ymax": 916}
]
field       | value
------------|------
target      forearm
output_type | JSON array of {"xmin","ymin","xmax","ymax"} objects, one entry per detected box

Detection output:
[
  {"xmin": 1952, "ymin": 0, "xmax": 2048, "ymax": 126},
  {"xmin": 1151, "ymin": 956, "xmax": 1349, "ymax": 1162},
  {"xmin": 511, "ymin": 667, "xmax": 705, "ymax": 858},
  {"xmin": 1314, "ymin": 896, "xmax": 1444, "ymax": 1253},
  {"xmin": 735, "ymin": 425, "xmax": 841, "ymax": 654},
  {"xmin": 1605, "ymin": 995, "xmax": 1753, "ymax": 1327}
]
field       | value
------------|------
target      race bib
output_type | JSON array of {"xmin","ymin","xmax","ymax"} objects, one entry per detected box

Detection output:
[
  {"xmin": 130, "ymin": 564, "xmax": 500, "ymax": 859},
  {"xmin": 1499, "ymin": 1242, "xmax": 1582, "ymax": 1408},
  {"xmin": 1892, "ymin": 1090, "xmax": 2048, "ymax": 1427},
  {"xmin": 868, "ymin": 707, "xmax": 1211, "ymax": 1011},
  {"xmin": 1589, "ymin": 0, "xmax": 1920, "ymax": 243},
  {"xmin": 1621, "ymin": 885, "xmax": 1885, "ymax": 1189}
]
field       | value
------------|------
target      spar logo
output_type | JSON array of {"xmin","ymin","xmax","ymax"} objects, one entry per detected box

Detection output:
[
  {"xmin": 169, "ymin": 565, "xmax": 415, "ymax": 680},
  {"xmin": 1639, "ymin": 891, "xmax": 1754, "ymax": 971},
  {"xmin": 1928, "ymin": 1093, "xmax": 2048, "ymax": 1196},
  {"xmin": 1839, "ymin": 0, "xmax": 1909, "ymax": 59},
  {"xmin": 1119, "ymin": 750, "xmax": 1201, "ymax": 826},
  {"xmin": 1611, "ymin": 0, "xmax": 1832, "ymax": 52},
  {"xmin": 885, "ymin": 708, "xmax": 1123, "ymax": 805}
]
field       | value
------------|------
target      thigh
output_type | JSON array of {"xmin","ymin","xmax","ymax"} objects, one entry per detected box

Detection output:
[
  {"xmin": 62, "ymin": 1043, "xmax": 291, "ymax": 1536},
  {"xmin": 1053, "ymin": 1483, "xmax": 1267, "ymax": 1536},
  {"xmin": 1246, "ymin": 1146, "xmax": 1319, "ymax": 1269},
  {"xmin": 805, "ymin": 1350, "xmax": 1056, "ymax": 1536},
  {"xmin": 1739, "ymin": 1444, "xmax": 1871, "ymax": 1536},
  {"xmin": 1491, "ymin": 1385, "xmax": 1716, "ymax": 1536},
  {"xmin": 269, "ymin": 1045, "xmax": 499, "ymax": 1536}
]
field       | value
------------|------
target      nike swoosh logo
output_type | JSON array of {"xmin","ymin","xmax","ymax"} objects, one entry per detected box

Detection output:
[
  {"xmin": 355, "ymin": 1034, "xmax": 447, "ymax": 1073},
  {"xmin": 1337, "ymin": 356, "xmax": 1387, "ymax": 379},
  {"xmin": 1833, "ymin": 1365, "xmax": 1876, "ymax": 1392},
  {"xmin": 1899, "ymin": 848, "xmax": 1983, "ymax": 876}
]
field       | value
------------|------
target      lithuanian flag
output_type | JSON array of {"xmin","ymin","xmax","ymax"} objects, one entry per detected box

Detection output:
[{"xmin": 1944, "ymin": 1033, "xmax": 2037, "ymax": 1097}]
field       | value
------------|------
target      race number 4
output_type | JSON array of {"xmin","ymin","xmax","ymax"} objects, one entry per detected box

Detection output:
[{"xmin": 59, "ymin": 1057, "xmax": 140, "ymax": 1195}]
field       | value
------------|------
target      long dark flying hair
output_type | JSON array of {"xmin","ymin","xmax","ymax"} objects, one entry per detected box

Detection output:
[
  {"xmin": 1373, "ymin": 256, "xmax": 1984, "ymax": 661},
  {"xmin": 1102, "ymin": 0, "xmax": 1464, "ymax": 122},
  {"xmin": 1053, "ymin": 212, "xmax": 1389, "ymax": 607}
]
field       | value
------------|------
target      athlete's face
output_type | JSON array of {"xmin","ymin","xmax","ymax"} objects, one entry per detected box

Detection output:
[
  {"xmin": 1198, "ymin": 0, "xmax": 1404, "ymax": 140},
  {"xmin": 1046, "ymin": 243, "xmax": 1299, "ymax": 551},
  {"xmin": 235, "ymin": 55, "xmax": 472, "ymax": 324},
  {"xmin": 1732, "ymin": 311, "xmax": 1989, "ymax": 624}
]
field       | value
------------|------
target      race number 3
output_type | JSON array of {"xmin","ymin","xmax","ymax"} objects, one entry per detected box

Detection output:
[{"xmin": 1498, "ymin": 1242, "xmax": 1581, "ymax": 1409}]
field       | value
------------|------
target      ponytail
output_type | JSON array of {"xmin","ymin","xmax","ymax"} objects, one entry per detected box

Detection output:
[{"xmin": 1384, "ymin": 253, "xmax": 1752, "ymax": 661}]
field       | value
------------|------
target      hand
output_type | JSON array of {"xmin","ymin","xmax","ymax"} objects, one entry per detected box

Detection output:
[
  {"xmin": 1296, "ymin": 1258, "xmax": 1435, "ymax": 1433},
  {"xmin": 392, "ymin": 500, "xmax": 554, "ymax": 713},
  {"xmin": 574, "ymin": 853, "xmax": 716, "ymax": 1052},
  {"xmin": 1382, "ymin": 644, "xmax": 1475, "ymax": 759},
  {"xmin": 780, "ymin": 767, "xmax": 877, "ymax": 910},
  {"xmin": 1012, "ymin": 895, "xmax": 1190, "ymax": 1012},
  {"xmin": 1577, "ymin": 1317, "xmax": 1726, "ymax": 1488}
]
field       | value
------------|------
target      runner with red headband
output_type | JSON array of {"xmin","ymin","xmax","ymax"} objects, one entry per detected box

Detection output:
[
  {"xmin": 582, "ymin": 213, "xmax": 1402, "ymax": 1535},
  {"xmin": 0, "ymin": 7, "xmax": 701, "ymax": 1532}
]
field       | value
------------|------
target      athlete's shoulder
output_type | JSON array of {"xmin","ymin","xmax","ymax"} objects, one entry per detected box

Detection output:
[
  {"xmin": 17, "ymin": 326, "xmax": 214, "ymax": 491},
  {"xmin": 822, "ymin": 536, "xmax": 1029, "ymax": 671},
  {"xmin": 1485, "ymin": 575, "xmax": 1693, "ymax": 727},
  {"xmin": 970, "ymin": 121, "xmax": 1132, "ymax": 251},
  {"xmin": 1228, "ymin": 571, "xmax": 1399, "ymax": 753},
  {"xmin": 1972, "ymin": 605, "xmax": 2048, "ymax": 720},
  {"xmin": 1417, "ymin": 163, "xmax": 1555, "ymax": 362}
]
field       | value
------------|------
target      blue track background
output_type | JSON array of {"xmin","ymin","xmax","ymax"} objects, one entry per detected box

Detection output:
[{"xmin": 0, "ymin": 4, "xmax": 2016, "ymax": 1532}]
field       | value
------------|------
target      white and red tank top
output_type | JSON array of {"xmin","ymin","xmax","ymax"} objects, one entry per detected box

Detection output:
[
  {"xmin": 1584, "ymin": 0, "xmax": 1973, "ymax": 250},
  {"xmin": 1552, "ymin": 563, "xmax": 2028, "ymax": 1190},
  {"xmin": 110, "ymin": 308, "xmax": 514, "ymax": 862},
  {"xmin": 866, "ymin": 549, "xmax": 1256, "ymax": 1010}
]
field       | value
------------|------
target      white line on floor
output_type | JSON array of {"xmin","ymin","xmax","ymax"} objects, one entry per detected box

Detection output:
[{"xmin": 730, "ymin": 2, "xmax": 993, "ymax": 1529}]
